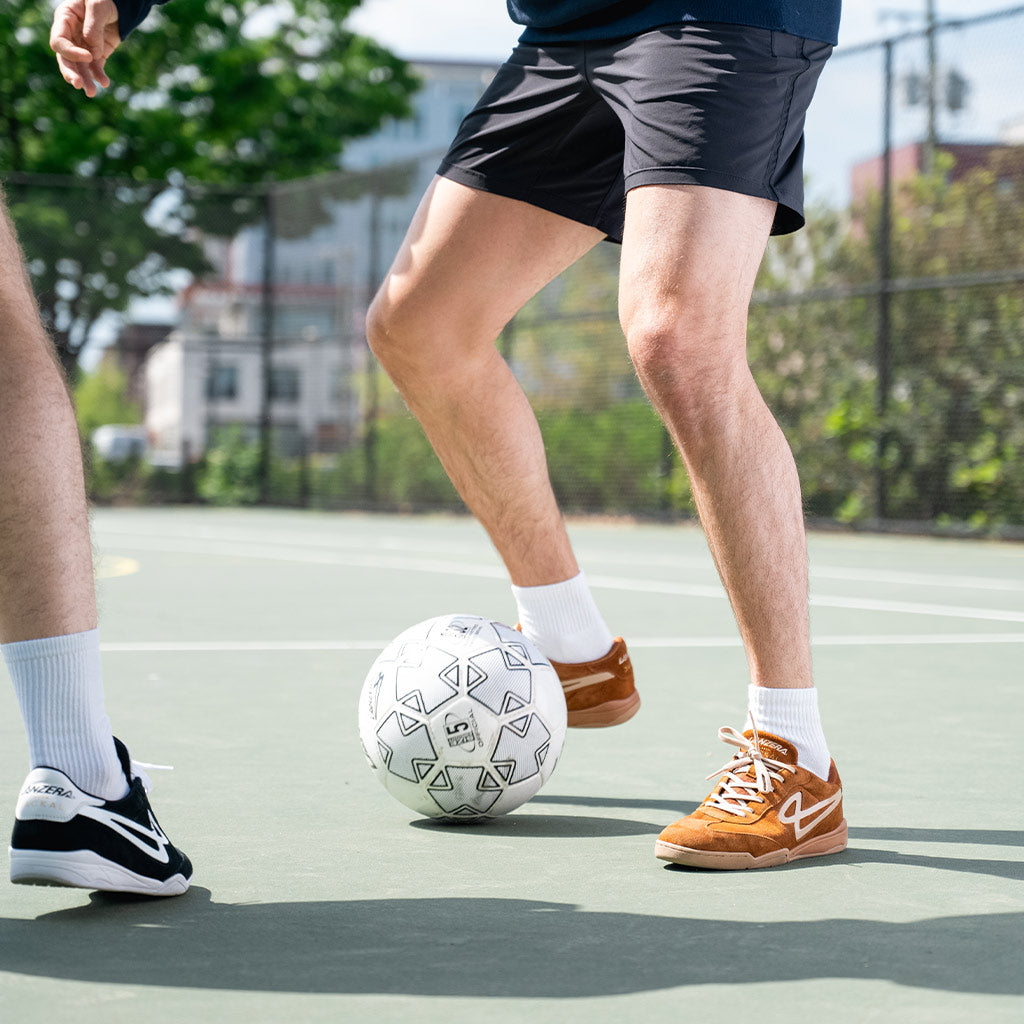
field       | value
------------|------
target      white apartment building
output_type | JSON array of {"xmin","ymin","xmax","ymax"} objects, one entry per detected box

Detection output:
[{"xmin": 144, "ymin": 59, "xmax": 497, "ymax": 462}]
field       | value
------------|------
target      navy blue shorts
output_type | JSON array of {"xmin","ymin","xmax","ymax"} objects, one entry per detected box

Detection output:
[{"xmin": 438, "ymin": 22, "xmax": 832, "ymax": 241}]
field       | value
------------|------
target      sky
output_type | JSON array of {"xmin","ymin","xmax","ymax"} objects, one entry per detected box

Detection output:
[{"xmin": 345, "ymin": 0, "xmax": 1009, "ymax": 61}]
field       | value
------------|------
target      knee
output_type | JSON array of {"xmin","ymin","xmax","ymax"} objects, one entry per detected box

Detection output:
[
  {"xmin": 623, "ymin": 311, "xmax": 740, "ymax": 397},
  {"xmin": 366, "ymin": 283, "xmax": 507, "ymax": 392},
  {"xmin": 364, "ymin": 291, "xmax": 408, "ymax": 371},
  {"xmin": 622, "ymin": 312, "xmax": 753, "ymax": 440},
  {"xmin": 364, "ymin": 289, "xmax": 443, "ymax": 391},
  {"xmin": 623, "ymin": 316, "xmax": 686, "ymax": 394}
]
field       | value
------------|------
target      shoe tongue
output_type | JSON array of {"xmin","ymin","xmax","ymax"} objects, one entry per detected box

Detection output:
[{"xmin": 742, "ymin": 730, "xmax": 799, "ymax": 767}]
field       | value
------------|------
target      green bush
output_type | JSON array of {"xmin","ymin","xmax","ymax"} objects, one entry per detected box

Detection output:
[
  {"xmin": 195, "ymin": 427, "xmax": 261, "ymax": 506},
  {"xmin": 539, "ymin": 402, "xmax": 690, "ymax": 516}
]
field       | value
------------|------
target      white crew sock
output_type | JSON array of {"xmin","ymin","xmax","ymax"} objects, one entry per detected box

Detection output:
[
  {"xmin": 746, "ymin": 684, "xmax": 831, "ymax": 781},
  {"xmin": 512, "ymin": 571, "xmax": 615, "ymax": 664},
  {"xmin": 3, "ymin": 628, "xmax": 127, "ymax": 799}
]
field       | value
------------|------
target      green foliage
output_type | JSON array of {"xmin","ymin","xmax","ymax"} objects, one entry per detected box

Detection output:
[
  {"xmin": 1, "ymin": 0, "xmax": 416, "ymax": 182},
  {"xmin": 84, "ymin": 453, "xmax": 185, "ymax": 505},
  {"xmin": 195, "ymin": 426, "xmax": 261, "ymax": 505},
  {"xmin": 84, "ymin": 452, "xmax": 142, "ymax": 503},
  {"xmin": 244, "ymin": 402, "xmax": 691, "ymax": 519},
  {"xmin": 539, "ymin": 403, "xmax": 688, "ymax": 515},
  {"xmin": 363, "ymin": 416, "xmax": 460, "ymax": 509},
  {"xmin": 1, "ymin": 0, "xmax": 417, "ymax": 371},
  {"xmin": 73, "ymin": 359, "xmax": 141, "ymax": 435},
  {"xmin": 826, "ymin": 154, "xmax": 1024, "ymax": 527}
]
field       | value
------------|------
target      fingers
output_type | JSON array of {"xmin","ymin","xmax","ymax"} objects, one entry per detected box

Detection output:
[
  {"xmin": 81, "ymin": 0, "xmax": 115, "ymax": 57},
  {"xmin": 50, "ymin": 3, "xmax": 93, "ymax": 63},
  {"xmin": 50, "ymin": 0, "xmax": 118, "ymax": 97},
  {"xmin": 55, "ymin": 54, "xmax": 95, "ymax": 97}
]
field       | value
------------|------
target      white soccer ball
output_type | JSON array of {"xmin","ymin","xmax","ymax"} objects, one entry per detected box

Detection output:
[{"xmin": 358, "ymin": 614, "xmax": 567, "ymax": 821}]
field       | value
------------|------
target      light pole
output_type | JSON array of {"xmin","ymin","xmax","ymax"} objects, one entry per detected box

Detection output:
[{"xmin": 924, "ymin": 0, "xmax": 939, "ymax": 171}]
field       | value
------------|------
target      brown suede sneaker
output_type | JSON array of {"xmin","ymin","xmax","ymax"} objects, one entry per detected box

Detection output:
[
  {"xmin": 547, "ymin": 637, "xmax": 640, "ymax": 728},
  {"xmin": 655, "ymin": 725, "xmax": 847, "ymax": 869}
]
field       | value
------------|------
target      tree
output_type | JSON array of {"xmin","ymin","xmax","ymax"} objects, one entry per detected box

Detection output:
[
  {"xmin": 747, "ymin": 203, "xmax": 880, "ymax": 521},
  {"xmin": 747, "ymin": 151, "xmax": 1024, "ymax": 530},
  {"xmin": 73, "ymin": 357, "xmax": 141, "ymax": 437},
  {"xmin": 0, "ymin": 0, "xmax": 418, "ymax": 376},
  {"xmin": 831, "ymin": 151, "xmax": 1024, "ymax": 527}
]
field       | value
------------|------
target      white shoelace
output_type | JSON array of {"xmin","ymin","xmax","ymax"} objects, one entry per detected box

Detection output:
[
  {"xmin": 130, "ymin": 758, "xmax": 173, "ymax": 794},
  {"xmin": 702, "ymin": 723, "xmax": 794, "ymax": 818}
]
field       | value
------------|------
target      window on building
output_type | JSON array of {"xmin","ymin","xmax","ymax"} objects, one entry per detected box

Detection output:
[
  {"xmin": 206, "ymin": 364, "xmax": 239, "ymax": 400},
  {"xmin": 270, "ymin": 366, "xmax": 301, "ymax": 403}
]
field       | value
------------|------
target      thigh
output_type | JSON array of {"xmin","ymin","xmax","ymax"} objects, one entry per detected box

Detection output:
[
  {"xmin": 619, "ymin": 183, "xmax": 775, "ymax": 360},
  {"xmin": 374, "ymin": 175, "xmax": 604, "ymax": 350}
]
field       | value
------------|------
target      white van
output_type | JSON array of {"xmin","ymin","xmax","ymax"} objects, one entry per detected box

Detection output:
[{"xmin": 91, "ymin": 424, "xmax": 148, "ymax": 463}]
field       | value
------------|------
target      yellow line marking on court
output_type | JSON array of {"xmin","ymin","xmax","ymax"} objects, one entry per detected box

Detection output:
[{"xmin": 96, "ymin": 555, "xmax": 140, "ymax": 579}]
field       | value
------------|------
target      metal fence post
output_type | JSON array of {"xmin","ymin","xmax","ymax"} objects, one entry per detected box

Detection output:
[
  {"xmin": 259, "ymin": 186, "xmax": 276, "ymax": 504},
  {"xmin": 364, "ymin": 191, "xmax": 381, "ymax": 507},
  {"xmin": 876, "ymin": 39, "xmax": 895, "ymax": 522}
]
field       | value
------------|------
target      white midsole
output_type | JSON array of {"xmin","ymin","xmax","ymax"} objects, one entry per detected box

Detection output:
[{"xmin": 9, "ymin": 847, "xmax": 189, "ymax": 896}]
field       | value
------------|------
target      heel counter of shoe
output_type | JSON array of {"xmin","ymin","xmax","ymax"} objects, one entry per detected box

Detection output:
[{"xmin": 15, "ymin": 768, "xmax": 99, "ymax": 824}]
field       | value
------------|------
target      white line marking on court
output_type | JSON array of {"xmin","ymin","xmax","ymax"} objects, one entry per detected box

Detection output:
[
  {"xmin": 582, "ymin": 550, "xmax": 1024, "ymax": 593},
  {"xmin": 99, "ymin": 633, "xmax": 1024, "ymax": 653},
  {"xmin": 98, "ymin": 525, "xmax": 1024, "ymax": 594},
  {"xmin": 810, "ymin": 566, "xmax": 1024, "ymax": 593},
  {"xmin": 809, "ymin": 594, "xmax": 1024, "ymax": 624},
  {"xmin": 587, "ymin": 573, "xmax": 1024, "ymax": 624},
  {"xmin": 631, "ymin": 633, "xmax": 1024, "ymax": 647},
  {"xmin": 101, "ymin": 640, "xmax": 384, "ymax": 652},
  {"xmin": 96, "ymin": 535, "xmax": 1024, "ymax": 625}
]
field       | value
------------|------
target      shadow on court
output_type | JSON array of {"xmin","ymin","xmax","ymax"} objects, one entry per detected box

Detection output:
[
  {"xmin": 0, "ymin": 887, "xmax": 1021, "ymax": 997},
  {"xmin": 410, "ymin": 812, "xmax": 666, "ymax": 838}
]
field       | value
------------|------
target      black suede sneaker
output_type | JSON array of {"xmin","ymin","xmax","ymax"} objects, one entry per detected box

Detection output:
[{"xmin": 9, "ymin": 738, "xmax": 192, "ymax": 896}]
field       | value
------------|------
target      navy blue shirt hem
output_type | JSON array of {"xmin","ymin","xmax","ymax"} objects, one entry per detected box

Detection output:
[{"xmin": 511, "ymin": 1, "xmax": 841, "ymax": 46}]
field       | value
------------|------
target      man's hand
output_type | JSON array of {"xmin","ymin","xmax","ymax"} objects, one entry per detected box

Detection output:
[{"xmin": 50, "ymin": 0, "xmax": 121, "ymax": 98}]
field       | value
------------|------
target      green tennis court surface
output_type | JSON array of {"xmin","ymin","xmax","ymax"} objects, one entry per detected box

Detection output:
[{"xmin": 2, "ymin": 507, "xmax": 1022, "ymax": 1023}]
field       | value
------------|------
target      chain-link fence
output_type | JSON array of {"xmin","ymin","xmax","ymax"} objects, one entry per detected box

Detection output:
[{"xmin": 6, "ymin": 6, "xmax": 1024, "ymax": 533}]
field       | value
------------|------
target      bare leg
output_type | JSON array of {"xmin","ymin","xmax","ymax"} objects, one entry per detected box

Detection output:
[
  {"xmin": 1, "ymin": 198, "xmax": 193, "ymax": 887},
  {"xmin": 367, "ymin": 177, "xmax": 603, "ymax": 586},
  {"xmin": 619, "ymin": 184, "xmax": 812, "ymax": 689},
  {"xmin": 0, "ymin": 191, "xmax": 96, "ymax": 643}
]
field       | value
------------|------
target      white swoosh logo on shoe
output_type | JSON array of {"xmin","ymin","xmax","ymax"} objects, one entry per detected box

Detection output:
[
  {"xmin": 561, "ymin": 670, "xmax": 615, "ymax": 694},
  {"xmin": 778, "ymin": 790, "xmax": 843, "ymax": 840},
  {"xmin": 81, "ymin": 807, "xmax": 172, "ymax": 864}
]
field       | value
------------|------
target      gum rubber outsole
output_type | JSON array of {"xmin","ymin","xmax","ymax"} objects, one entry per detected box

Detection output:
[
  {"xmin": 566, "ymin": 692, "xmax": 641, "ymax": 728},
  {"xmin": 654, "ymin": 820, "xmax": 849, "ymax": 870}
]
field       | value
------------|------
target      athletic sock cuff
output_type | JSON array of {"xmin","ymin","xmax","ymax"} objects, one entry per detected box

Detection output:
[
  {"xmin": 2, "ymin": 627, "xmax": 100, "ymax": 664},
  {"xmin": 746, "ymin": 684, "xmax": 831, "ymax": 780}
]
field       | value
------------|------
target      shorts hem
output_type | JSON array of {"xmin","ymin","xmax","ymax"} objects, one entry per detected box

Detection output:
[
  {"xmin": 438, "ymin": 161, "xmax": 615, "ymax": 239},
  {"xmin": 624, "ymin": 167, "xmax": 804, "ymax": 235}
]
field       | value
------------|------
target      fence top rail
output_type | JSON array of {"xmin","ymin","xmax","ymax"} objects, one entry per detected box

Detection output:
[{"xmin": 751, "ymin": 266, "xmax": 1024, "ymax": 308}]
